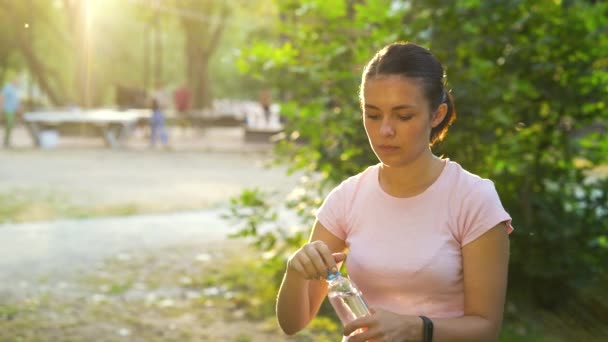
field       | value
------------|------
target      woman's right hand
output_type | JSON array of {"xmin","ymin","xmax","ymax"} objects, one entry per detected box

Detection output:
[{"xmin": 287, "ymin": 240, "xmax": 346, "ymax": 280}]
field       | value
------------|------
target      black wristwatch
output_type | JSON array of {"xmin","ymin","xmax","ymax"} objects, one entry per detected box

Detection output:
[{"xmin": 419, "ymin": 315, "xmax": 434, "ymax": 342}]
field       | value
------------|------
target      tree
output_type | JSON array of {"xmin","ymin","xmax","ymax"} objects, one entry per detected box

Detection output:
[
  {"xmin": 1, "ymin": 0, "xmax": 67, "ymax": 105},
  {"xmin": 232, "ymin": 0, "xmax": 608, "ymax": 321},
  {"xmin": 178, "ymin": 0, "xmax": 231, "ymax": 108},
  {"xmin": 414, "ymin": 0, "xmax": 608, "ymax": 308},
  {"xmin": 63, "ymin": 0, "xmax": 94, "ymax": 107}
]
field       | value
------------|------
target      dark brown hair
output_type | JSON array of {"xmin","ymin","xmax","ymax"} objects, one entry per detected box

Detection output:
[{"xmin": 360, "ymin": 42, "xmax": 457, "ymax": 145}]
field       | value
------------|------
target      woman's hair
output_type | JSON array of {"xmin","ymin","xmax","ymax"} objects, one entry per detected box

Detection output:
[{"xmin": 360, "ymin": 42, "xmax": 457, "ymax": 145}]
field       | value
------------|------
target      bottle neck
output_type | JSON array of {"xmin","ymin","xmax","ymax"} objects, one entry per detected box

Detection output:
[{"xmin": 327, "ymin": 271, "xmax": 341, "ymax": 282}]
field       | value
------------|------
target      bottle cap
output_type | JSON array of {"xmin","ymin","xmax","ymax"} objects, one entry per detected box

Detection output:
[{"xmin": 327, "ymin": 271, "xmax": 341, "ymax": 281}]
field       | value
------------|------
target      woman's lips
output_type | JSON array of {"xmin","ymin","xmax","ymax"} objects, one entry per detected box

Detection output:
[{"xmin": 377, "ymin": 145, "xmax": 400, "ymax": 152}]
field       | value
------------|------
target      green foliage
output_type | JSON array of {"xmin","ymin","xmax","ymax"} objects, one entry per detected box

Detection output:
[
  {"xmin": 224, "ymin": 0, "xmax": 608, "ymax": 337},
  {"xmin": 420, "ymin": 0, "xmax": 608, "ymax": 309},
  {"xmin": 222, "ymin": 181, "xmax": 341, "ymax": 322},
  {"xmin": 223, "ymin": 188, "xmax": 307, "ymax": 252}
]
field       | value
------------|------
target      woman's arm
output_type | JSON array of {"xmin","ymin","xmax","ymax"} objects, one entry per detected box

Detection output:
[
  {"xmin": 432, "ymin": 222, "xmax": 510, "ymax": 341},
  {"xmin": 276, "ymin": 220, "xmax": 347, "ymax": 335},
  {"xmin": 344, "ymin": 222, "xmax": 510, "ymax": 342}
]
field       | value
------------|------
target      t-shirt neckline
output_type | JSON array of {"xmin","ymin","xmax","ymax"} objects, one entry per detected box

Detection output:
[{"xmin": 374, "ymin": 158, "xmax": 451, "ymax": 202}]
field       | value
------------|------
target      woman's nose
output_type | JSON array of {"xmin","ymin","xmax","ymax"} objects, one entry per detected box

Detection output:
[{"xmin": 380, "ymin": 119, "xmax": 395, "ymax": 137}]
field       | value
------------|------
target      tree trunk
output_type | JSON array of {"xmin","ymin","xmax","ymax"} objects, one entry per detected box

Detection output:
[
  {"xmin": 191, "ymin": 57, "xmax": 210, "ymax": 109},
  {"xmin": 15, "ymin": 36, "xmax": 64, "ymax": 106},
  {"xmin": 180, "ymin": 2, "xmax": 230, "ymax": 109},
  {"xmin": 185, "ymin": 32, "xmax": 211, "ymax": 109},
  {"xmin": 153, "ymin": 10, "xmax": 163, "ymax": 86},
  {"xmin": 3, "ymin": 1, "xmax": 65, "ymax": 105},
  {"xmin": 65, "ymin": 0, "xmax": 92, "ymax": 107},
  {"xmin": 199, "ymin": 59, "xmax": 211, "ymax": 109}
]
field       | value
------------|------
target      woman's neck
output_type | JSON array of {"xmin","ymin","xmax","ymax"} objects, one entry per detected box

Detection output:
[{"xmin": 378, "ymin": 150, "xmax": 445, "ymax": 198}]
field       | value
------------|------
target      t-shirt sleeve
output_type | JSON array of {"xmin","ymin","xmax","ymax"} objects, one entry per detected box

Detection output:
[
  {"xmin": 315, "ymin": 181, "xmax": 350, "ymax": 241},
  {"xmin": 456, "ymin": 179, "xmax": 513, "ymax": 246}
]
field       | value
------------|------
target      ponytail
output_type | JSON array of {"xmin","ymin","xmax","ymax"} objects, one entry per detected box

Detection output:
[{"xmin": 430, "ymin": 91, "xmax": 456, "ymax": 146}]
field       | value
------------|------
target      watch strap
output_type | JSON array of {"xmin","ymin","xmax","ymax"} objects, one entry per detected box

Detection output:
[{"xmin": 419, "ymin": 315, "xmax": 434, "ymax": 342}]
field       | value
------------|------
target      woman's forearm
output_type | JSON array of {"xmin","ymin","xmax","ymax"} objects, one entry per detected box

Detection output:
[
  {"xmin": 276, "ymin": 269, "xmax": 317, "ymax": 335},
  {"xmin": 275, "ymin": 228, "xmax": 345, "ymax": 335},
  {"xmin": 432, "ymin": 315, "xmax": 500, "ymax": 342}
]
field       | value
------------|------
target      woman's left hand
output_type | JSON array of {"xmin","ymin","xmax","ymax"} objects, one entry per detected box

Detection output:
[{"xmin": 343, "ymin": 309, "xmax": 423, "ymax": 342}]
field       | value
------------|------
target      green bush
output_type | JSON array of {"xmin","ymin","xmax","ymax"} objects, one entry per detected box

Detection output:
[{"xmin": 225, "ymin": 0, "xmax": 608, "ymax": 337}]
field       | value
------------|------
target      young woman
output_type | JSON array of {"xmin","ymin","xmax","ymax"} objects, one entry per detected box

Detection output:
[{"xmin": 276, "ymin": 42, "xmax": 513, "ymax": 341}]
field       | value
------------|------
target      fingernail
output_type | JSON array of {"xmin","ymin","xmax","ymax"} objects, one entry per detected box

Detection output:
[{"xmin": 331, "ymin": 267, "xmax": 337, "ymax": 273}]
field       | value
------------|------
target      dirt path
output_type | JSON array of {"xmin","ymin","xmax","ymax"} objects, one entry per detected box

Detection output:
[
  {"xmin": 0, "ymin": 145, "xmax": 297, "ymax": 217},
  {"xmin": 0, "ymin": 209, "xmax": 232, "ymax": 291}
]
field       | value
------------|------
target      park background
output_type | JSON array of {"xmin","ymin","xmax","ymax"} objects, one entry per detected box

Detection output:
[{"xmin": 1, "ymin": 0, "xmax": 607, "ymax": 341}]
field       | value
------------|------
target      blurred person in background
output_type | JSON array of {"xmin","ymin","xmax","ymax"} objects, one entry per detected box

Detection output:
[
  {"xmin": 152, "ymin": 82, "xmax": 170, "ymax": 112},
  {"xmin": 1, "ymin": 77, "xmax": 21, "ymax": 148},
  {"xmin": 173, "ymin": 83, "xmax": 192, "ymax": 133},
  {"xmin": 259, "ymin": 88, "xmax": 272, "ymax": 126},
  {"xmin": 150, "ymin": 98, "xmax": 169, "ymax": 149}
]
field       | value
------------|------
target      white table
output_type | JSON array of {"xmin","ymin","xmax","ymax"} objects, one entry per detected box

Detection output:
[{"xmin": 23, "ymin": 109, "xmax": 151, "ymax": 149}]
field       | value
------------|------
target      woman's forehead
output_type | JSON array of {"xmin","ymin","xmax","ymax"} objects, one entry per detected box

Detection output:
[
  {"xmin": 362, "ymin": 76, "xmax": 426, "ymax": 104},
  {"xmin": 364, "ymin": 74, "xmax": 422, "ymax": 86}
]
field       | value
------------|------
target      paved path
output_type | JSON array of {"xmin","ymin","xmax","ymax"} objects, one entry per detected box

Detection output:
[
  {"xmin": 0, "ymin": 150, "xmax": 293, "ymax": 212},
  {"xmin": 0, "ymin": 209, "xmax": 231, "ymax": 291}
]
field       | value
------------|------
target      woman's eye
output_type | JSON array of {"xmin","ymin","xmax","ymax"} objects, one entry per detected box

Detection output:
[
  {"xmin": 365, "ymin": 114, "xmax": 381, "ymax": 120},
  {"xmin": 399, "ymin": 115, "xmax": 413, "ymax": 121}
]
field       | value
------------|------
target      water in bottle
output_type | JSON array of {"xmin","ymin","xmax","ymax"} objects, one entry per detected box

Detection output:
[{"xmin": 327, "ymin": 271, "xmax": 370, "ymax": 326}]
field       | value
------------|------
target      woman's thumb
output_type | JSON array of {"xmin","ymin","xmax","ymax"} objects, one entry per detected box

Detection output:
[{"xmin": 332, "ymin": 252, "xmax": 346, "ymax": 263}]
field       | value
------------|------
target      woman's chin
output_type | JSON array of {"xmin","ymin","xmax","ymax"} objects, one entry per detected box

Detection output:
[{"xmin": 375, "ymin": 155, "xmax": 404, "ymax": 167}]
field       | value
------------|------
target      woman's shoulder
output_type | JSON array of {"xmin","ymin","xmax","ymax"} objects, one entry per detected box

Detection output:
[
  {"xmin": 330, "ymin": 164, "xmax": 379, "ymax": 195},
  {"xmin": 444, "ymin": 160, "xmax": 497, "ymax": 198},
  {"xmin": 317, "ymin": 164, "xmax": 378, "ymax": 223}
]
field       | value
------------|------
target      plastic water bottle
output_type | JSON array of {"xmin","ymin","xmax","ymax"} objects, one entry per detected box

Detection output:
[{"xmin": 327, "ymin": 271, "xmax": 370, "ymax": 326}]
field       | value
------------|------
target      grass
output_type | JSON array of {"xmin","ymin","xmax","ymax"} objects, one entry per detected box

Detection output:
[
  {"xmin": 0, "ymin": 189, "xmax": 141, "ymax": 223},
  {"xmin": 0, "ymin": 188, "xmax": 219, "ymax": 224},
  {"xmin": 1, "ymin": 235, "xmax": 605, "ymax": 341},
  {"xmin": 0, "ymin": 242, "xmax": 298, "ymax": 341},
  {"xmin": 500, "ymin": 294, "xmax": 608, "ymax": 342}
]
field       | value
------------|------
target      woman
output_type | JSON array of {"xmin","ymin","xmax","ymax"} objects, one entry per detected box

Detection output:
[{"xmin": 276, "ymin": 42, "xmax": 513, "ymax": 341}]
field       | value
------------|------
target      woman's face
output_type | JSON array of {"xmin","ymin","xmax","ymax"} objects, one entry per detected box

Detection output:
[{"xmin": 362, "ymin": 75, "xmax": 441, "ymax": 167}]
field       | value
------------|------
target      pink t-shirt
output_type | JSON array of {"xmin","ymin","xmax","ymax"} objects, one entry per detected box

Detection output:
[{"xmin": 316, "ymin": 159, "xmax": 513, "ymax": 319}]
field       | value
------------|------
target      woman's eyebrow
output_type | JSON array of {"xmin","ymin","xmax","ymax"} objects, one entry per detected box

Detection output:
[{"xmin": 364, "ymin": 104, "xmax": 416, "ymax": 110}]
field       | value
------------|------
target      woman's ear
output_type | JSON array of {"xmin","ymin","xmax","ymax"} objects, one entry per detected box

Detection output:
[{"xmin": 431, "ymin": 103, "xmax": 448, "ymax": 128}]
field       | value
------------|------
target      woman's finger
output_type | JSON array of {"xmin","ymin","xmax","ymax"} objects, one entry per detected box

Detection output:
[
  {"xmin": 343, "ymin": 315, "xmax": 375, "ymax": 336},
  {"xmin": 314, "ymin": 242, "xmax": 340, "ymax": 274},
  {"xmin": 332, "ymin": 252, "xmax": 346, "ymax": 265},
  {"xmin": 304, "ymin": 244, "xmax": 331, "ymax": 278},
  {"xmin": 345, "ymin": 327, "xmax": 381, "ymax": 342},
  {"xmin": 287, "ymin": 257, "xmax": 307, "ymax": 277},
  {"xmin": 297, "ymin": 250, "xmax": 320, "ymax": 279}
]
